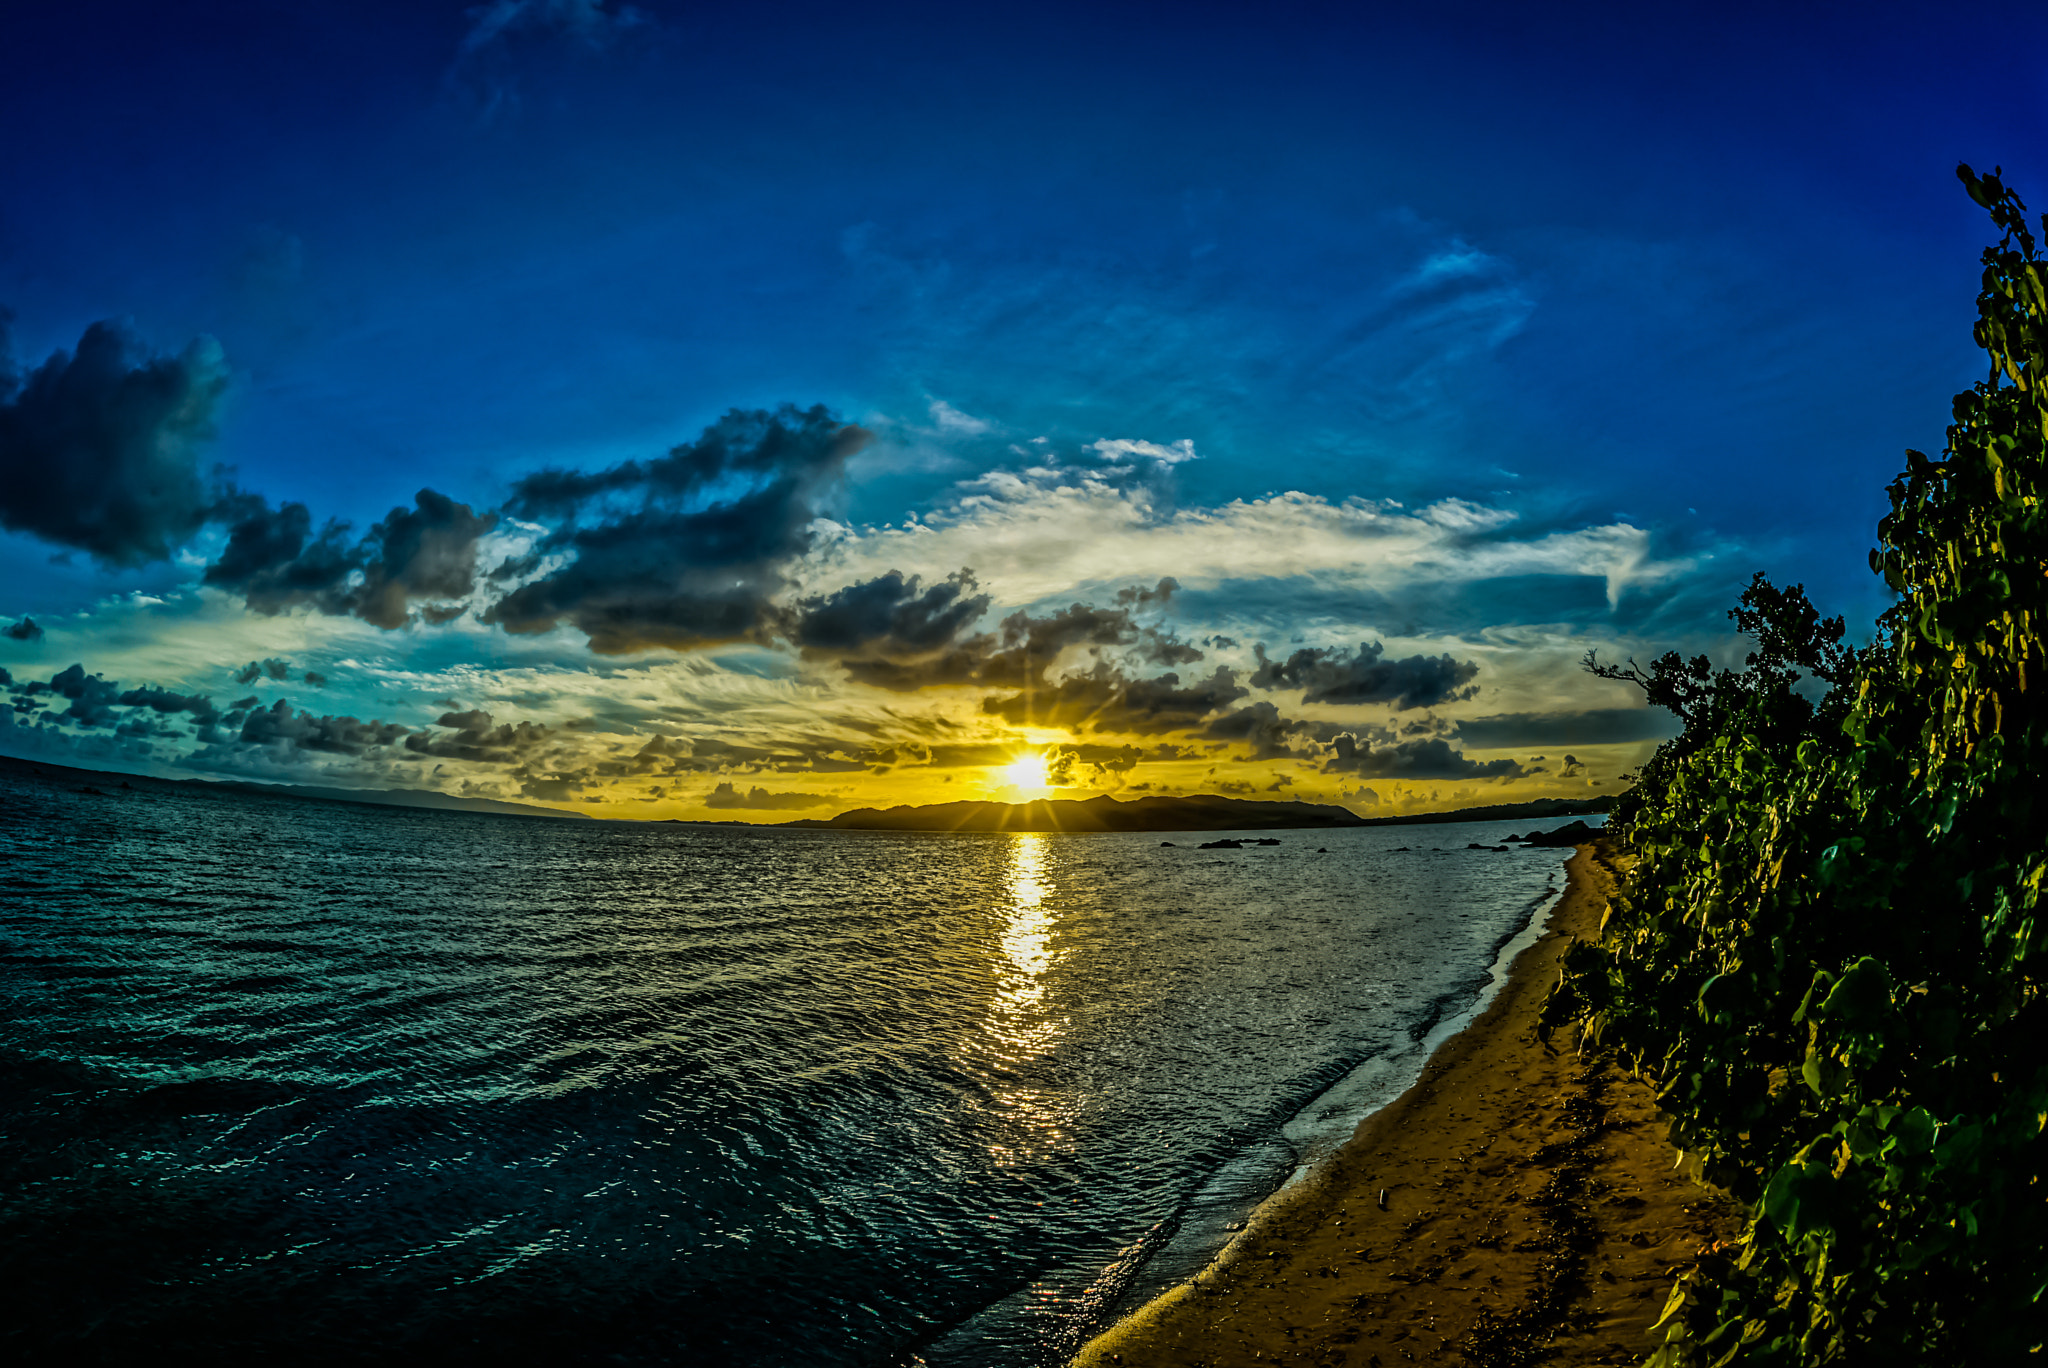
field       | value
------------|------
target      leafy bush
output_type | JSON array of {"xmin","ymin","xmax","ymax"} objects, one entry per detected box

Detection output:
[{"xmin": 1547, "ymin": 165, "xmax": 2048, "ymax": 1365}]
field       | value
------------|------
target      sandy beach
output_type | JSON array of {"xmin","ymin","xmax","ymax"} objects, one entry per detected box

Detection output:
[{"xmin": 1069, "ymin": 841, "xmax": 1741, "ymax": 1368}]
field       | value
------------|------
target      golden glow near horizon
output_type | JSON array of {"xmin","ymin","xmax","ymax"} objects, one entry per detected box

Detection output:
[{"xmin": 981, "ymin": 833, "xmax": 1071, "ymax": 1162}]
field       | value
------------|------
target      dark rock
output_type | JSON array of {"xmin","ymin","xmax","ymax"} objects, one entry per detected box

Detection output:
[{"xmin": 1198, "ymin": 838, "xmax": 1245, "ymax": 850}]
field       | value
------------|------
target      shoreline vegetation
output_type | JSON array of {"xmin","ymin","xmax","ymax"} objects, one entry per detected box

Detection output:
[
  {"xmin": 1533, "ymin": 168, "xmax": 2048, "ymax": 1362},
  {"xmin": 1069, "ymin": 839, "xmax": 1740, "ymax": 1368},
  {"xmin": 1083, "ymin": 169, "xmax": 2048, "ymax": 1367}
]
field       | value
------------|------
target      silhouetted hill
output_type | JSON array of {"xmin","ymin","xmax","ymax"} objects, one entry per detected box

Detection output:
[
  {"xmin": 768, "ymin": 792, "xmax": 1618, "ymax": 834},
  {"xmin": 0, "ymin": 753, "xmax": 587, "ymax": 820},
  {"xmin": 783, "ymin": 793, "xmax": 1369, "ymax": 832},
  {"xmin": 1354, "ymin": 795, "xmax": 1613, "ymax": 827}
]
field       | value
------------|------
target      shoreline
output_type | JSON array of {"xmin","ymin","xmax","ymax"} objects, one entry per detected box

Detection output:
[{"xmin": 1068, "ymin": 841, "xmax": 1741, "ymax": 1367}]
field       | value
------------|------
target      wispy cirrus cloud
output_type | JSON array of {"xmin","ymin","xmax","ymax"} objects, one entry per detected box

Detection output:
[{"xmin": 802, "ymin": 464, "xmax": 1693, "ymax": 610}]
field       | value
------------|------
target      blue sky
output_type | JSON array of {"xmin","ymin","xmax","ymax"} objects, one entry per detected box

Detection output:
[{"xmin": 1, "ymin": 0, "xmax": 2041, "ymax": 816}]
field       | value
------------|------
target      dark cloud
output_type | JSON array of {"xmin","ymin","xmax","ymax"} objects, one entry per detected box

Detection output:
[
  {"xmin": 485, "ymin": 405, "xmax": 871, "ymax": 654},
  {"xmin": 232, "ymin": 658, "xmax": 294, "ymax": 685},
  {"xmin": 117, "ymin": 684, "xmax": 219, "ymax": 726},
  {"xmin": 1114, "ymin": 577, "xmax": 1180, "ymax": 611},
  {"xmin": 403, "ymin": 709, "xmax": 556, "ymax": 764},
  {"xmin": 1561, "ymin": 753, "xmax": 1586, "ymax": 777},
  {"xmin": 1250, "ymin": 641, "xmax": 1480, "ymax": 710},
  {"xmin": 350, "ymin": 490, "xmax": 497, "ymax": 629},
  {"xmin": 0, "ymin": 318, "xmax": 230, "ymax": 566},
  {"xmin": 704, "ymin": 782, "xmax": 831, "ymax": 810},
  {"xmin": 1320, "ymin": 733, "xmax": 1528, "ymax": 779},
  {"xmin": 514, "ymin": 768, "xmax": 589, "ymax": 802},
  {"xmin": 303, "ymin": 671, "xmax": 328, "ymax": 688},
  {"xmin": 1201, "ymin": 700, "xmax": 1310, "ymax": 759},
  {"xmin": 239, "ymin": 700, "xmax": 410, "ymax": 756},
  {"xmin": 30, "ymin": 664, "xmax": 124, "ymax": 727},
  {"xmin": 785, "ymin": 570, "xmax": 991, "ymax": 657},
  {"xmin": 206, "ymin": 489, "xmax": 494, "ymax": 629},
  {"xmin": 810, "ymin": 578, "xmax": 1198, "ymax": 693},
  {"xmin": 4, "ymin": 616, "xmax": 43, "ymax": 642},
  {"xmin": 982, "ymin": 665, "xmax": 1247, "ymax": 733},
  {"xmin": 1452, "ymin": 707, "xmax": 1679, "ymax": 748},
  {"xmin": 918, "ymin": 742, "xmax": 1013, "ymax": 769}
]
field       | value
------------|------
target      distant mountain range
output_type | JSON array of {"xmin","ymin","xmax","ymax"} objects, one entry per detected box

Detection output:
[
  {"xmin": 783, "ymin": 793, "xmax": 1367, "ymax": 832},
  {"xmin": 0, "ymin": 753, "xmax": 588, "ymax": 821},
  {"xmin": 1353, "ymin": 795, "xmax": 1612, "ymax": 827},
  {"xmin": 779, "ymin": 792, "xmax": 1613, "ymax": 833}
]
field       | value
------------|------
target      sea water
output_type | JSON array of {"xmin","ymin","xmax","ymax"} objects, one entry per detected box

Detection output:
[{"xmin": 0, "ymin": 767, "xmax": 1581, "ymax": 1365}]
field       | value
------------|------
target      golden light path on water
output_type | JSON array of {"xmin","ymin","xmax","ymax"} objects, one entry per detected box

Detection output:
[{"xmin": 983, "ymin": 832, "xmax": 1073, "ymax": 1163}]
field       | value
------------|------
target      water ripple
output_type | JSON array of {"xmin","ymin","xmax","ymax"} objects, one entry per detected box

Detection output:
[{"xmin": 0, "ymin": 767, "xmax": 1573, "ymax": 1365}]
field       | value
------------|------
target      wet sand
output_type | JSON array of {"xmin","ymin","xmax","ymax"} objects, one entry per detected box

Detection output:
[{"xmin": 1069, "ymin": 842, "xmax": 1740, "ymax": 1367}]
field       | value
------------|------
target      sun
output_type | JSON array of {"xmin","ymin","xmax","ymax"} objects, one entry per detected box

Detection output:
[{"xmin": 1000, "ymin": 750, "xmax": 1051, "ymax": 795}]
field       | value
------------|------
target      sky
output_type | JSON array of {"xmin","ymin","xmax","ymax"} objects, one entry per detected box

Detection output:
[{"xmin": 1, "ymin": 0, "xmax": 2042, "ymax": 819}]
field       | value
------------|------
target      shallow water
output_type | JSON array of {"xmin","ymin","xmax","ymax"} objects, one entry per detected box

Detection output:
[{"xmin": 0, "ymin": 769, "xmax": 1576, "ymax": 1365}]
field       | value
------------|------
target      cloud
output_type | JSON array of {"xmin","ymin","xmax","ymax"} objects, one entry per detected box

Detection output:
[
  {"xmin": 32, "ymin": 664, "xmax": 124, "ymax": 727},
  {"xmin": 1250, "ymin": 640, "xmax": 1480, "ymax": 709},
  {"xmin": 205, "ymin": 489, "xmax": 495, "ymax": 629},
  {"xmin": 232, "ymin": 658, "xmax": 294, "ymax": 685},
  {"xmin": 791, "ymin": 572, "xmax": 1199, "ymax": 695},
  {"xmin": 402, "ymin": 708, "xmax": 557, "ymax": 764},
  {"xmin": 3, "ymin": 616, "xmax": 42, "ymax": 642},
  {"xmin": 484, "ymin": 405, "xmax": 872, "ymax": 654},
  {"xmin": 1320, "ymin": 733, "xmax": 1527, "ymax": 779},
  {"xmin": 784, "ymin": 569, "xmax": 991, "ymax": 660},
  {"xmin": 1201, "ymin": 700, "xmax": 1309, "ymax": 759},
  {"xmin": 1090, "ymin": 437, "xmax": 1198, "ymax": 466},
  {"xmin": 703, "ymin": 781, "xmax": 831, "ymax": 810},
  {"xmin": 804, "ymin": 473, "xmax": 1692, "ymax": 612},
  {"xmin": 1042, "ymin": 740, "xmax": 1169, "ymax": 790},
  {"xmin": 928, "ymin": 399, "xmax": 991, "ymax": 435},
  {"xmin": 982, "ymin": 665, "xmax": 1246, "ymax": 733},
  {"xmin": 117, "ymin": 684, "xmax": 219, "ymax": 726},
  {"xmin": 1452, "ymin": 706, "xmax": 1679, "ymax": 748},
  {"xmin": 238, "ymin": 700, "xmax": 411, "ymax": 756},
  {"xmin": 0, "ymin": 318, "xmax": 230, "ymax": 566},
  {"xmin": 1561, "ymin": 753, "xmax": 1586, "ymax": 777}
]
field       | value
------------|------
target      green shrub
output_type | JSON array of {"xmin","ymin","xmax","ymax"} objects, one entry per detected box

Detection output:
[{"xmin": 1548, "ymin": 165, "xmax": 2048, "ymax": 1365}]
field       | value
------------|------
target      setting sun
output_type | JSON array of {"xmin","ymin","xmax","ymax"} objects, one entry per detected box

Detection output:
[{"xmin": 999, "ymin": 750, "xmax": 1051, "ymax": 794}]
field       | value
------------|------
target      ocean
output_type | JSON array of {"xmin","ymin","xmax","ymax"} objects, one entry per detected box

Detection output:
[{"xmin": 0, "ymin": 766, "xmax": 1580, "ymax": 1366}]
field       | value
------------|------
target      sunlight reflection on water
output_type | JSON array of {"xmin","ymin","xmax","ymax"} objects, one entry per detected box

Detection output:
[{"xmin": 984, "ymin": 834, "xmax": 1071, "ymax": 1163}]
